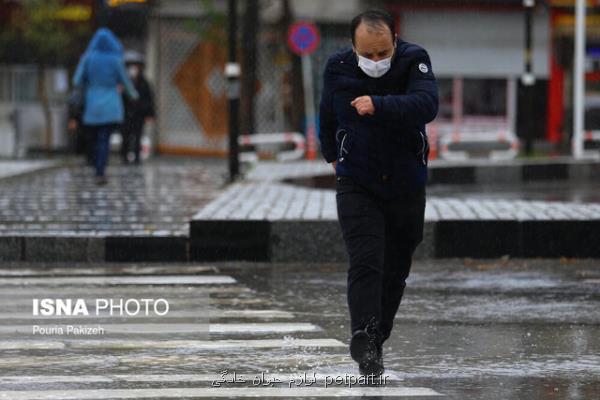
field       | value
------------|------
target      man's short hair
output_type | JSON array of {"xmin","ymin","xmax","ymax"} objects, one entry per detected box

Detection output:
[{"xmin": 350, "ymin": 9, "xmax": 396, "ymax": 45}]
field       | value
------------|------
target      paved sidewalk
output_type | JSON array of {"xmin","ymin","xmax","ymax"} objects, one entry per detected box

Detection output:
[
  {"xmin": 0, "ymin": 157, "xmax": 227, "ymax": 262},
  {"xmin": 3, "ymin": 157, "xmax": 599, "ymax": 262},
  {"xmin": 0, "ymin": 159, "xmax": 61, "ymax": 180},
  {"xmin": 190, "ymin": 160, "xmax": 600, "ymax": 261},
  {"xmin": 193, "ymin": 181, "xmax": 600, "ymax": 222}
]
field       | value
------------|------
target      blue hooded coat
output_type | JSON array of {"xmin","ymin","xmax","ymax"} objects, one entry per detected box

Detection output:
[{"xmin": 72, "ymin": 28, "xmax": 139, "ymax": 126}]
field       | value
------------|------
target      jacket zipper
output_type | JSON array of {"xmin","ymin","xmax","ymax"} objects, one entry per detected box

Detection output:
[
  {"xmin": 418, "ymin": 130, "xmax": 427, "ymax": 165},
  {"xmin": 339, "ymin": 132, "xmax": 348, "ymax": 162}
]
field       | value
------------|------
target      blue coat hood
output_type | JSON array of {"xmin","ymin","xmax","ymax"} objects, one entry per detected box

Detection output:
[
  {"xmin": 87, "ymin": 28, "xmax": 123, "ymax": 56},
  {"xmin": 72, "ymin": 28, "xmax": 138, "ymax": 126}
]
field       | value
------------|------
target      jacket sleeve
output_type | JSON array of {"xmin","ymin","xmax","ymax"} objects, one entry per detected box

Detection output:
[
  {"xmin": 318, "ymin": 57, "xmax": 338, "ymax": 163},
  {"xmin": 371, "ymin": 47, "xmax": 439, "ymax": 125}
]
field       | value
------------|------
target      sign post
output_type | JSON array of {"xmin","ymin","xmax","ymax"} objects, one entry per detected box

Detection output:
[
  {"xmin": 522, "ymin": 0, "xmax": 535, "ymax": 156},
  {"xmin": 573, "ymin": 0, "xmax": 586, "ymax": 159},
  {"xmin": 226, "ymin": 0, "xmax": 240, "ymax": 182},
  {"xmin": 288, "ymin": 22, "xmax": 320, "ymax": 160}
]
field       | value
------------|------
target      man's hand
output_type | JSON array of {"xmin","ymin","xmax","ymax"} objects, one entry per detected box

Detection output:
[
  {"xmin": 331, "ymin": 160, "xmax": 337, "ymax": 172},
  {"xmin": 351, "ymin": 96, "xmax": 375, "ymax": 116}
]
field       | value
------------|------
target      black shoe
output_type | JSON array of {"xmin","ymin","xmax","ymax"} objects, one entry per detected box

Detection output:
[
  {"xmin": 358, "ymin": 343, "xmax": 384, "ymax": 377},
  {"xmin": 350, "ymin": 320, "xmax": 384, "ymax": 377},
  {"xmin": 95, "ymin": 176, "xmax": 108, "ymax": 186},
  {"xmin": 350, "ymin": 330, "xmax": 377, "ymax": 364}
]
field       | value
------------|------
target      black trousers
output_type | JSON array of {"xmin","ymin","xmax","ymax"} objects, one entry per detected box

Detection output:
[
  {"xmin": 121, "ymin": 118, "xmax": 144, "ymax": 163},
  {"xmin": 335, "ymin": 175, "xmax": 425, "ymax": 343}
]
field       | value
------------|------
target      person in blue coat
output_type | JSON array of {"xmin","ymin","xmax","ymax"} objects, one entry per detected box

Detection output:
[
  {"xmin": 72, "ymin": 28, "xmax": 139, "ymax": 185},
  {"xmin": 318, "ymin": 10, "xmax": 438, "ymax": 378}
]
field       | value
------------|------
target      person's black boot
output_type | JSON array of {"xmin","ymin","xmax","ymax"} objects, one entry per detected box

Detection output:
[{"xmin": 350, "ymin": 318, "xmax": 384, "ymax": 377}]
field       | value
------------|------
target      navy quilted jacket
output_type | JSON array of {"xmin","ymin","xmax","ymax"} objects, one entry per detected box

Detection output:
[{"xmin": 318, "ymin": 39, "xmax": 438, "ymax": 198}]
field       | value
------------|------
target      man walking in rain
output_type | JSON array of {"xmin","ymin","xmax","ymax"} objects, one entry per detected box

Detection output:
[{"xmin": 318, "ymin": 10, "xmax": 438, "ymax": 377}]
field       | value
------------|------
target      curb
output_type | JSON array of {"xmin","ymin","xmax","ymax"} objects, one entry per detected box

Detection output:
[
  {"xmin": 0, "ymin": 235, "xmax": 188, "ymax": 263},
  {"xmin": 427, "ymin": 159, "xmax": 600, "ymax": 185},
  {"xmin": 189, "ymin": 219, "xmax": 600, "ymax": 262},
  {"xmin": 3, "ymin": 218, "xmax": 599, "ymax": 263}
]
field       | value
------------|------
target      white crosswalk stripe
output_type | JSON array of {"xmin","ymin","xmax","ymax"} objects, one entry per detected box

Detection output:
[
  {"xmin": 0, "ymin": 275, "xmax": 236, "ymax": 286},
  {"xmin": 1, "ymin": 372, "xmax": 403, "ymax": 384},
  {"xmin": 0, "ymin": 387, "xmax": 443, "ymax": 399},
  {"xmin": 0, "ymin": 285, "xmax": 252, "ymax": 297},
  {"xmin": 0, "ymin": 338, "xmax": 346, "ymax": 351},
  {"xmin": 0, "ymin": 309, "xmax": 294, "ymax": 320},
  {"xmin": 0, "ymin": 322, "xmax": 320, "ymax": 335}
]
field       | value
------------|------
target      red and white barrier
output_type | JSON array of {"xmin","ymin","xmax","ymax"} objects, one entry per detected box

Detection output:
[
  {"xmin": 239, "ymin": 132, "xmax": 306, "ymax": 162},
  {"xmin": 438, "ymin": 129, "xmax": 520, "ymax": 161}
]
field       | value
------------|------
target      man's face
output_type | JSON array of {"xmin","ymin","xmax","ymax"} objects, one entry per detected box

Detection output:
[{"xmin": 353, "ymin": 22, "xmax": 395, "ymax": 62}]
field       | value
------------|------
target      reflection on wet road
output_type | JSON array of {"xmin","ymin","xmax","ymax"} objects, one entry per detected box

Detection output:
[{"xmin": 235, "ymin": 259, "xmax": 600, "ymax": 399}]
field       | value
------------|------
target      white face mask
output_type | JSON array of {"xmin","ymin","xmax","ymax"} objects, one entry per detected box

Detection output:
[
  {"xmin": 357, "ymin": 54, "xmax": 392, "ymax": 78},
  {"xmin": 128, "ymin": 65, "xmax": 140, "ymax": 79}
]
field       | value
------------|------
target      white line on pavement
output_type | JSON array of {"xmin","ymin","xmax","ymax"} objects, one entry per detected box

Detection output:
[
  {"xmin": 0, "ymin": 285, "xmax": 252, "ymax": 297},
  {"xmin": 0, "ymin": 265, "xmax": 218, "ymax": 277},
  {"xmin": 0, "ymin": 275, "xmax": 236, "ymax": 286},
  {"xmin": 0, "ymin": 341, "xmax": 66, "ymax": 350},
  {"xmin": 0, "ymin": 323, "xmax": 319, "ymax": 335},
  {"xmin": 0, "ymin": 386, "xmax": 443, "ymax": 399},
  {"xmin": 0, "ymin": 372, "xmax": 405, "ymax": 385},
  {"xmin": 0, "ymin": 338, "xmax": 346, "ymax": 351},
  {"xmin": 0, "ymin": 309, "xmax": 294, "ymax": 320}
]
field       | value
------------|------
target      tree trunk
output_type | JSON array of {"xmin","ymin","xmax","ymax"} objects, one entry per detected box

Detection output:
[
  {"xmin": 240, "ymin": 0, "xmax": 259, "ymax": 136},
  {"xmin": 37, "ymin": 65, "xmax": 53, "ymax": 154}
]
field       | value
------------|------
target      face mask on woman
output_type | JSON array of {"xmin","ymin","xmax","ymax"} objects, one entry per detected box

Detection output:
[{"xmin": 128, "ymin": 65, "xmax": 140, "ymax": 79}]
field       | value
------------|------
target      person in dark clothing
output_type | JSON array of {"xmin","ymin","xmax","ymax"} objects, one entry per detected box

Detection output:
[
  {"xmin": 121, "ymin": 50, "xmax": 155, "ymax": 164},
  {"xmin": 318, "ymin": 10, "xmax": 438, "ymax": 378}
]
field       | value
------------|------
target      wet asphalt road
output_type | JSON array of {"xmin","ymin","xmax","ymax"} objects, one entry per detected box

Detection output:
[
  {"xmin": 233, "ymin": 259, "xmax": 600, "ymax": 399},
  {"xmin": 0, "ymin": 259, "xmax": 599, "ymax": 399}
]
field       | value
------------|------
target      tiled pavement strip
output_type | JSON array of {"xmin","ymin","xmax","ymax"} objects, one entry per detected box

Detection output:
[
  {"xmin": 0, "ymin": 157, "xmax": 227, "ymax": 237},
  {"xmin": 0, "ymin": 265, "xmax": 442, "ymax": 398},
  {"xmin": 189, "ymin": 160, "xmax": 600, "ymax": 261},
  {"xmin": 0, "ymin": 160, "xmax": 61, "ymax": 180},
  {"xmin": 196, "ymin": 160, "xmax": 600, "ymax": 222}
]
